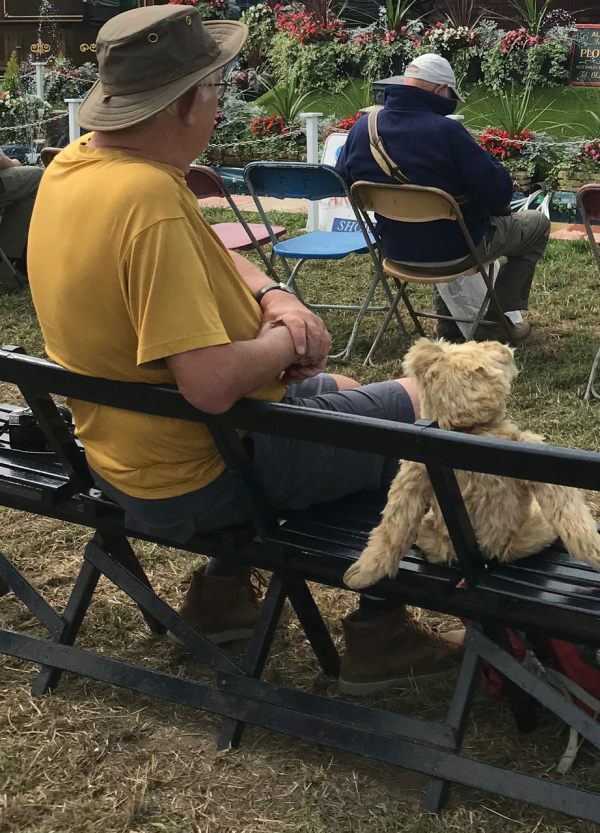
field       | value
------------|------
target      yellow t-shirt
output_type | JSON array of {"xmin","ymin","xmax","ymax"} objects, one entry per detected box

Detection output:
[{"xmin": 28, "ymin": 137, "xmax": 285, "ymax": 498}]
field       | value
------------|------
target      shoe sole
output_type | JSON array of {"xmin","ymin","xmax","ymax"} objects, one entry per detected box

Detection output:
[{"xmin": 338, "ymin": 666, "xmax": 458, "ymax": 696}]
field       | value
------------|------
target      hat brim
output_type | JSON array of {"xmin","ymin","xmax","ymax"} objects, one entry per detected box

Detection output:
[{"xmin": 78, "ymin": 20, "xmax": 247, "ymax": 132}]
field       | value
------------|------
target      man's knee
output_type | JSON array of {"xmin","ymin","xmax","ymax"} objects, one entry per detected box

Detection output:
[{"xmin": 521, "ymin": 210, "xmax": 551, "ymax": 241}]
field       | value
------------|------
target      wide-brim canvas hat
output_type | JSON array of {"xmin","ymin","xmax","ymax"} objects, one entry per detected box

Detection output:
[
  {"xmin": 401, "ymin": 54, "xmax": 465, "ymax": 102},
  {"xmin": 78, "ymin": 5, "xmax": 248, "ymax": 132}
]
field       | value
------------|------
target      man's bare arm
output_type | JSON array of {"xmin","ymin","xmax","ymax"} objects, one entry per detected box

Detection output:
[
  {"xmin": 229, "ymin": 251, "xmax": 331, "ymax": 364},
  {"xmin": 166, "ymin": 322, "xmax": 298, "ymax": 414}
]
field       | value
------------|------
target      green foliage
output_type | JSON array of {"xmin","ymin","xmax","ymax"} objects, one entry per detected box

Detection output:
[
  {"xmin": 352, "ymin": 33, "xmax": 414, "ymax": 80},
  {"xmin": 240, "ymin": 4, "xmax": 277, "ymax": 69},
  {"xmin": 339, "ymin": 79, "xmax": 375, "ymax": 112},
  {"xmin": 0, "ymin": 92, "xmax": 52, "ymax": 143},
  {"xmin": 481, "ymin": 35, "xmax": 571, "ymax": 93},
  {"xmin": 574, "ymin": 109, "xmax": 600, "ymax": 139},
  {"xmin": 2, "ymin": 52, "xmax": 21, "ymax": 97},
  {"xmin": 506, "ymin": 0, "xmax": 552, "ymax": 35},
  {"xmin": 383, "ymin": 0, "xmax": 415, "ymax": 32},
  {"xmin": 495, "ymin": 84, "xmax": 554, "ymax": 135},
  {"xmin": 444, "ymin": 0, "xmax": 484, "ymax": 30},
  {"xmin": 260, "ymin": 70, "xmax": 317, "ymax": 123},
  {"xmin": 268, "ymin": 32, "xmax": 352, "ymax": 93}
]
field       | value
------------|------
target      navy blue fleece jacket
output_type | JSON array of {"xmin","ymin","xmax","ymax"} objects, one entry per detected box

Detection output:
[{"xmin": 336, "ymin": 85, "xmax": 513, "ymax": 262}]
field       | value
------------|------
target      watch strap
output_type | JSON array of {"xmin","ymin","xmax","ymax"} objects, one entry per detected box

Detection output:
[{"xmin": 255, "ymin": 282, "xmax": 295, "ymax": 303}]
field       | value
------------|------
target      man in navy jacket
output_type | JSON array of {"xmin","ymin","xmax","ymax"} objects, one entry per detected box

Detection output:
[{"xmin": 336, "ymin": 54, "xmax": 550, "ymax": 343}]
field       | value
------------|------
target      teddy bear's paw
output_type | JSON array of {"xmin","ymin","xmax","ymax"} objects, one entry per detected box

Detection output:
[{"xmin": 344, "ymin": 557, "xmax": 392, "ymax": 589}]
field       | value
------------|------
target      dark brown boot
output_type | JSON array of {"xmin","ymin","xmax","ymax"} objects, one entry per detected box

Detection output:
[
  {"xmin": 339, "ymin": 608, "xmax": 462, "ymax": 696},
  {"xmin": 173, "ymin": 566, "xmax": 263, "ymax": 644}
]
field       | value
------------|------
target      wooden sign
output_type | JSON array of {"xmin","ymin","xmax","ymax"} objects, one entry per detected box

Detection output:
[
  {"xmin": 2, "ymin": 0, "xmax": 82, "ymax": 18},
  {"xmin": 569, "ymin": 24, "xmax": 600, "ymax": 87}
]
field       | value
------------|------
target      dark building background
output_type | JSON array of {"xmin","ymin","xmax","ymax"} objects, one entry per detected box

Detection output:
[{"xmin": 0, "ymin": 0, "xmax": 597, "ymax": 68}]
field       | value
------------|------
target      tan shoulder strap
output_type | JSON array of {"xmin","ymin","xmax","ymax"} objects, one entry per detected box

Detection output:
[
  {"xmin": 367, "ymin": 109, "xmax": 470, "ymax": 205},
  {"xmin": 367, "ymin": 109, "xmax": 411, "ymax": 185}
]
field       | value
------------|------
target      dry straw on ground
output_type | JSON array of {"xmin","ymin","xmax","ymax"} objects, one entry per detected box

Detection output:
[{"xmin": 0, "ymin": 231, "xmax": 599, "ymax": 832}]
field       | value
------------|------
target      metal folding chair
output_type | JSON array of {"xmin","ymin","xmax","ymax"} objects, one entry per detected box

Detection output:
[
  {"xmin": 244, "ymin": 162, "xmax": 405, "ymax": 362},
  {"xmin": 351, "ymin": 181, "xmax": 512, "ymax": 359},
  {"xmin": 186, "ymin": 164, "xmax": 285, "ymax": 276},
  {"xmin": 576, "ymin": 184, "xmax": 600, "ymax": 401}
]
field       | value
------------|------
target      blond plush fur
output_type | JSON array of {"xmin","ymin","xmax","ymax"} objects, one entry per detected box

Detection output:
[{"xmin": 344, "ymin": 338, "xmax": 600, "ymax": 590}]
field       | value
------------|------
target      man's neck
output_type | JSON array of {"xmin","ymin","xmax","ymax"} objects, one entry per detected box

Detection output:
[{"xmin": 87, "ymin": 131, "xmax": 189, "ymax": 171}]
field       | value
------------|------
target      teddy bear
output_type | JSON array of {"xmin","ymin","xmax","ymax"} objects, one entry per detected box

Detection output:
[{"xmin": 344, "ymin": 338, "xmax": 600, "ymax": 590}]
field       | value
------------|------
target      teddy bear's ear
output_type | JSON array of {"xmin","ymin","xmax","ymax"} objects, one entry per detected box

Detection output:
[
  {"xmin": 403, "ymin": 338, "xmax": 444, "ymax": 379},
  {"xmin": 476, "ymin": 340, "xmax": 519, "ymax": 380}
]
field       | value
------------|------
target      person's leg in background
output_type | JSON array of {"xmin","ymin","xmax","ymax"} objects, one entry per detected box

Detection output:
[
  {"xmin": 0, "ymin": 166, "xmax": 44, "ymax": 279},
  {"xmin": 477, "ymin": 210, "xmax": 551, "ymax": 344}
]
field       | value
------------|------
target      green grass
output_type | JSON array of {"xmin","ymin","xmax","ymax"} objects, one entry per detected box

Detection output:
[
  {"xmin": 281, "ymin": 80, "xmax": 600, "ymax": 140},
  {"xmin": 0, "ymin": 223, "xmax": 600, "ymax": 832}
]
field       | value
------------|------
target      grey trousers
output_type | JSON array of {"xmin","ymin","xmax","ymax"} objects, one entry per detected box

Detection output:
[
  {"xmin": 436, "ymin": 210, "xmax": 551, "ymax": 317},
  {"xmin": 0, "ymin": 165, "xmax": 43, "ymax": 260}
]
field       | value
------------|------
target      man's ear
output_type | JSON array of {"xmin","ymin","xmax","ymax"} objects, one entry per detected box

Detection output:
[{"xmin": 179, "ymin": 86, "xmax": 202, "ymax": 125}]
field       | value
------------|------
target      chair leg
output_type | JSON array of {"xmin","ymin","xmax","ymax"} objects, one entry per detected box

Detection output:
[
  {"xmin": 330, "ymin": 266, "xmax": 387, "ymax": 362},
  {"xmin": 285, "ymin": 259, "xmax": 306, "ymax": 303},
  {"xmin": 0, "ymin": 247, "xmax": 21, "ymax": 290},
  {"xmin": 364, "ymin": 284, "xmax": 403, "ymax": 366},
  {"xmin": 584, "ymin": 347, "xmax": 600, "ymax": 401},
  {"xmin": 464, "ymin": 263, "xmax": 512, "ymax": 342}
]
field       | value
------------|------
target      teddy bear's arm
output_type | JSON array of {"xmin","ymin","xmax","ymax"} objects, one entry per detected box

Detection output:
[
  {"xmin": 531, "ymin": 482, "xmax": 600, "ymax": 569},
  {"xmin": 344, "ymin": 461, "xmax": 433, "ymax": 589}
]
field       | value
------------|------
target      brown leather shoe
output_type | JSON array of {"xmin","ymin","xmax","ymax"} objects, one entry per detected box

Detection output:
[
  {"xmin": 475, "ymin": 318, "xmax": 531, "ymax": 346},
  {"xmin": 338, "ymin": 608, "xmax": 462, "ymax": 696},
  {"xmin": 172, "ymin": 566, "xmax": 263, "ymax": 644}
]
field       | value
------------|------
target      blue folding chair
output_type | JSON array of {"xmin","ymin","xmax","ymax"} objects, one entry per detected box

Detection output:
[{"xmin": 244, "ymin": 161, "xmax": 405, "ymax": 362}]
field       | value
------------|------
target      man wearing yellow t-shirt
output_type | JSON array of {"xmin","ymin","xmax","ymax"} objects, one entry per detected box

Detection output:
[{"xmin": 28, "ymin": 5, "xmax": 461, "ymax": 695}]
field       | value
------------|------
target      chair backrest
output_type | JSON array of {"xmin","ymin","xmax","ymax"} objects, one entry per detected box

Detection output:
[
  {"xmin": 40, "ymin": 147, "xmax": 61, "ymax": 168},
  {"xmin": 186, "ymin": 164, "xmax": 227, "ymax": 200},
  {"xmin": 244, "ymin": 162, "xmax": 347, "ymax": 201},
  {"xmin": 576, "ymin": 184, "xmax": 600, "ymax": 273},
  {"xmin": 351, "ymin": 181, "xmax": 459, "ymax": 223}
]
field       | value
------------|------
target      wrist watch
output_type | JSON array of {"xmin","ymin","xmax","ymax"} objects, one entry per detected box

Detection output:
[{"xmin": 255, "ymin": 282, "xmax": 296, "ymax": 304}]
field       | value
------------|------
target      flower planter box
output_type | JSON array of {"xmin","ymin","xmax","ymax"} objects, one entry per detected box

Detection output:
[
  {"xmin": 207, "ymin": 146, "xmax": 305, "ymax": 167},
  {"xmin": 511, "ymin": 169, "xmax": 533, "ymax": 193}
]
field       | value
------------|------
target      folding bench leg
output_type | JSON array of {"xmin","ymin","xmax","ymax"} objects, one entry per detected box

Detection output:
[
  {"xmin": 31, "ymin": 552, "xmax": 101, "ymax": 695},
  {"xmin": 217, "ymin": 573, "xmax": 289, "ymax": 750},
  {"xmin": 217, "ymin": 572, "xmax": 340, "ymax": 750},
  {"xmin": 421, "ymin": 624, "xmax": 481, "ymax": 812},
  {"xmin": 97, "ymin": 532, "xmax": 167, "ymax": 636},
  {"xmin": 284, "ymin": 576, "xmax": 340, "ymax": 678},
  {"xmin": 0, "ymin": 549, "xmax": 65, "ymax": 639}
]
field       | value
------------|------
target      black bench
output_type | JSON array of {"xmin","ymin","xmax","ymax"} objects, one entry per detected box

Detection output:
[{"xmin": 1, "ymin": 345, "xmax": 600, "ymax": 823}]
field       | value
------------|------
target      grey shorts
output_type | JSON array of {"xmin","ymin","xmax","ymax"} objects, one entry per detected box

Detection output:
[{"xmin": 91, "ymin": 374, "xmax": 414, "ymax": 543}]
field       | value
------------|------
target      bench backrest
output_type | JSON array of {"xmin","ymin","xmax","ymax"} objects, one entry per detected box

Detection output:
[{"xmin": 2, "ymin": 346, "xmax": 600, "ymax": 587}]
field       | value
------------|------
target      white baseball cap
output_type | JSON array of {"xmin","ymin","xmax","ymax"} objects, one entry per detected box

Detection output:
[{"xmin": 402, "ymin": 53, "xmax": 464, "ymax": 101}]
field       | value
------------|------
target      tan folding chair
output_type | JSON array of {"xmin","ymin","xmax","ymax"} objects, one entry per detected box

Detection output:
[
  {"xmin": 351, "ymin": 181, "xmax": 513, "ymax": 360},
  {"xmin": 576, "ymin": 184, "xmax": 600, "ymax": 401}
]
